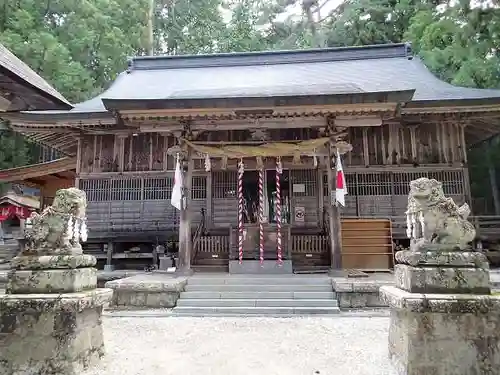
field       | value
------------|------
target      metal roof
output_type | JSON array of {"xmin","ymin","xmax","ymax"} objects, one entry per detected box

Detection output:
[
  {"xmin": 15, "ymin": 42, "xmax": 500, "ymax": 116},
  {"xmin": 0, "ymin": 43, "xmax": 71, "ymax": 111},
  {"xmin": 100, "ymin": 42, "xmax": 500, "ymax": 110}
]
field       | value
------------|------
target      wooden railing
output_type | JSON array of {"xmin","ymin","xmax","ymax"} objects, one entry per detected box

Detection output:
[
  {"xmin": 196, "ymin": 236, "xmax": 230, "ymax": 255},
  {"xmin": 191, "ymin": 208, "xmax": 206, "ymax": 263},
  {"xmin": 291, "ymin": 235, "xmax": 329, "ymax": 253}
]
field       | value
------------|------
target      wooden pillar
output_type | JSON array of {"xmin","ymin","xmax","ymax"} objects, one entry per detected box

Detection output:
[
  {"xmin": 206, "ymin": 171, "xmax": 213, "ymax": 229},
  {"xmin": 177, "ymin": 148, "xmax": 193, "ymax": 273},
  {"xmin": 327, "ymin": 144, "xmax": 342, "ymax": 270},
  {"xmin": 317, "ymin": 168, "xmax": 324, "ymax": 228}
]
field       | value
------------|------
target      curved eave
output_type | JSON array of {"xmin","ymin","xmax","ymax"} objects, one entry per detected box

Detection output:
[
  {"xmin": 0, "ymin": 67, "xmax": 72, "ymax": 111},
  {"xmin": 403, "ymin": 97, "xmax": 500, "ymax": 113},
  {"xmin": 102, "ymin": 90, "xmax": 416, "ymax": 112},
  {"xmin": 0, "ymin": 157, "xmax": 76, "ymax": 186},
  {"xmin": 2, "ymin": 110, "xmax": 114, "ymax": 124}
]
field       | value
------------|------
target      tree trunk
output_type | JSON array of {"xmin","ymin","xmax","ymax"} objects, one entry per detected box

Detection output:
[{"xmin": 147, "ymin": 0, "xmax": 155, "ymax": 56}]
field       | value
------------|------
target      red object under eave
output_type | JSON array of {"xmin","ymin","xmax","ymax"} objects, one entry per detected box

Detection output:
[{"xmin": 0, "ymin": 204, "xmax": 33, "ymax": 222}]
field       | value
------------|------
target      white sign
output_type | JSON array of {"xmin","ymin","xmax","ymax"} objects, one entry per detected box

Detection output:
[
  {"xmin": 294, "ymin": 206, "xmax": 305, "ymax": 224},
  {"xmin": 293, "ymin": 184, "xmax": 305, "ymax": 193}
]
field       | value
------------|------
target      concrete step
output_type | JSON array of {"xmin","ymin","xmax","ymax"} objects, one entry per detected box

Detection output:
[
  {"xmin": 184, "ymin": 284, "xmax": 333, "ymax": 292},
  {"xmin": 187, "ymin": 277, "xmax": 331, "ymax": 286},
  {"xmin": 176, "ymin": 299, "xmax": 339, "ymax": 307},
  {"xmin": 171, "ymin": 306, "xmax": 340, "ymax": 316},
  {"xmin": 180, "ymin": 291, "xmax": 336, "ymax": 299}
]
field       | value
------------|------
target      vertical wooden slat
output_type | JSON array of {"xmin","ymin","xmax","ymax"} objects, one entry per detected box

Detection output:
[
  {"xmin": 98, "ymin": 135, "xmax": 103, "ymax": 172},
  {"xmin": 162, "ymin": 134, "xmax": 169, "ymax": 171},
  {"xmin": 381, "ymin": 126, "xmax": 387, "ymax": 165},
  {"xmin": 92, "ymin": 135, "xmax": 98, "ymax": 173},
  {"xmin": 387, "ymin": 124, "xmax": 394, "ymax": 164},
  {"xmin": 362, "ymin": 127, "xmax": 369, "ymax": 166},
  {"xmin": 441, "ymin": 123, "xmax": 449, "ymax": 163},
  {"xmin": 148, "ymin": 133, "xmax": 154, "ymax": 170},
  {"xmin": 75, "ymin": 136, "xmax": 82, "ymax": 188},
  {"xmin": 400, "ymin": 127, "xmax": 406, "ymax": 162},
  {"xmin": 373, "ymin": 127, "xmax": 379, "ymax": 164},
  {"xmin": 128, "ymin": 136, "xmax": 133, "ymax": 171},
  {"xmin": 409, "ymin": 126, "xmax": 417, "ymax": 163},
  {"xmin": 394, "ymin": 124, "xmax": 401, "ymax": 164},
  {"xmin": 460, "ymin": 123, "xmax": 468, "ymax": 163}
]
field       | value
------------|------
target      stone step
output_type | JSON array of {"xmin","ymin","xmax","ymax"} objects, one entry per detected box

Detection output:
[
  {"xmin": 176, "ymin": 298, "xmax": 339, "ymax": 307},
  {"xmin": 187, "ymin": 277, "xmax": 331, "ymax": 286},
  {"xmin": 184, "ymin": 284, "xmax": 333, "ymax": 292},
  {"xmin": 191, "ymin": 265, "xmax": 229, "ymax": 273},
  {"xmin": 180, "ymin": 291, "xmax": 336, "ymax": 299},
  {"xmin": 171, "ymin": 306, "xmax": 340, "ymax": 316}
]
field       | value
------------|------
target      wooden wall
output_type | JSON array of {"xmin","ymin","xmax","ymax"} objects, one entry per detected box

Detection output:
[
  {"xmin": 80, "ymin": 174, "xmax": 207, "ymax": 238},
  {"xmin": 347, "ymin": 122, "xmax": 466, "ymax": 166},
  {"xmin": 322, "ymin": 168, "xmax": 467, "ymax": 219},
  {"xmin": 76, "ymin": 119, "xmax": 471, "ymax": 240}
]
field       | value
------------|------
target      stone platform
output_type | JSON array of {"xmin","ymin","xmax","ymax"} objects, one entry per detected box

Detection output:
[
  {"xmin": 0, "ymin": 288, "xmax": 112, "ymax": 375},
  {"xmin": 105, "ymin": 273, "xmax": 187, "ymax": 308}
]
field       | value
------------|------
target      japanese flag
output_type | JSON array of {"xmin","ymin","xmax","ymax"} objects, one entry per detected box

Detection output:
[
  {"xmin": 171, "ymin": 156, "xmax": 183, "ymax": 210},
  {"xmin": 335, "ymin": 150, "xmax": 347, "ymax": 207}
]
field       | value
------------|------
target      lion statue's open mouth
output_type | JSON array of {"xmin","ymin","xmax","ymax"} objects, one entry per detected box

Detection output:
[{"xmin": 406, "ymin": 177, "xmax": 475, "ymax": 250}]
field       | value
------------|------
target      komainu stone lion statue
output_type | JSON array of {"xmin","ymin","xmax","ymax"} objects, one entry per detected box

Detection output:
[
  {"xmin": 23, "ymin": 188, "xmax": 88, "ymax": 255},
  {"xmin": 406, "ymin": 177, "xmax": 475, "ymax": 250}
]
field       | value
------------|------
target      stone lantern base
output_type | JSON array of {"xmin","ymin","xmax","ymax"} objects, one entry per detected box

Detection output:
[
  {"xmin": 0, "ymin": 254, "xmax": 112, "ymax": 375},
  {"xmin": 381, "ymin": 249, "xmax": 500, "ymax": 375},
  {"xmin": 381, "ymin": 287, "xmax": 500, "ymax": 375}
]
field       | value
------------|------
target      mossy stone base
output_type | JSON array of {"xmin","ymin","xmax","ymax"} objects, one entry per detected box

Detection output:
[
  {"xmin": 0, "ymin": 289, "xmax": 112, "ymax": 375},
  {"xmin": 381, "ymin": 286, "xmax": 500, "ymax": 375},
  {"xmin": 7, "ymin": 267, "xmax": 97, "ymax": 294},
  {"xmin": 394, "ymin": 264, "xmax": 490, "ymax": 294},
  {"xmin": 11, "ymin": 254, "xmax": 97, "ymax": 270}
]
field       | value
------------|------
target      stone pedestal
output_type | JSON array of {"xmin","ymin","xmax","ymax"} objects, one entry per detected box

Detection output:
[
  {"xmin": 0, "ymin": 254, "xmax": 112, "ymax": 375},
  {"xmin": 381, "ymin": 249, "xmax": 500, "ymax": 375}
]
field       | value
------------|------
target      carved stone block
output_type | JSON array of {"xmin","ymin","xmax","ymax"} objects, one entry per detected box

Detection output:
[
  {"xmin": 394, "ymin": 264, "xmax": 491, "ymax": 294},
  {"xmin": 380, "ymin": 286, "xmax": 500, "ymax": 375},
  {"xmin": 11, "ymin": 254, "xmax": 97, "ymax": 270},
  {"xmin": 396, "ymin": 250, "xmax": 489, "ymax": 269},
  {"xmin": 7, "ymin": 267, "xmax": 97, "ymax": 294},
  {"xmin": 0, "ymin": 289, "xmax": 112, "ymax": 375}
]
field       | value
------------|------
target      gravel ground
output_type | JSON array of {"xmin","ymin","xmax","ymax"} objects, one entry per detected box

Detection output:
[{"xmin": 82, "ymin": 315, "xmax": 396, "ymax": 375}]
